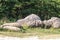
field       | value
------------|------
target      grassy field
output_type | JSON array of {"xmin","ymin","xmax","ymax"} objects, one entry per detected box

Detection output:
[{"xmin": 0, "ymin": 28, "xmax": 60, "ymax": 37}]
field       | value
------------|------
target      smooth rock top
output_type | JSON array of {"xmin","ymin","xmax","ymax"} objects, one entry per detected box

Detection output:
[
  {"xmin": 24, "ymin": 14, "xmax": 41, "ymax": 21},
  {"xmin": 50, "ymin": 17, "xmax": 60, "ymax": 23}
]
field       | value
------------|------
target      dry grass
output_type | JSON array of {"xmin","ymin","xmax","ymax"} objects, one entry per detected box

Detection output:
[{"xmin": 0, "ymin": 28, "xmax": 60, "ymax": 37}]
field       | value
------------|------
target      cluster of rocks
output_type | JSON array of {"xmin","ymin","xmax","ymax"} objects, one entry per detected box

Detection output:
[
  {"xmin": 0, "ymin": 14, "xmax": 60, "ymax": 31},
  {"xmin": 43, "ymin": 17, "xmax": 60, "ymax": 28}
]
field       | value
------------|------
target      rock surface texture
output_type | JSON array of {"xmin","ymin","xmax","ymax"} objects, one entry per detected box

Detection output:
[
  {"xmin": 0, "ymin": 14, "xmax": 60, "ymax": 31},
  {"xmin": 3, "ymin": 26, "xmax": 20, "ymax": 31},
  {"xmin": 49, "ymin": 17, "xmax": 60, "ymax": 28},
  {"xmin": 0, "ymin": 14, "xmax": 42, "ymax": 31}
]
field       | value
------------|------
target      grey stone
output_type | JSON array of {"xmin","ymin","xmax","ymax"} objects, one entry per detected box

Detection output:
[
  {"xmin": 50, "ymin": 17, "xmax": 60, "ymax": 23},
  {"xmin": 16, "ymin": 19, "xmax": 26, "ymax": 26},
  {"xmin": 16, "ymin": 19, "xmax": 25, "ymax": 23},
  {"xmin": 26, "ymin": 20, "xmax": 43, "ymax": 27},
  {"xmin": 52, "ymin": 19, "xmax": 60, "ymax": 28},
  {"xmin": 16, "ymin": 14, "xmax": 41, "ymax": 27},
  {"xmin": 43, "ymin": 20, "xmax": 52, "ymax": 28},
  {"xmin": 35, "ymin": 20, "xmax": 43, "ymax": 27},
  {"xmin": 0, "ymin": 14, "xmax": 42, "ymax": 30},
  {"xmin": 52, "ymin": 22, "xmax": 60, "ymax": 28},
  {"xmin": 3, "ymin": 26, "xmax": 20, "ymax": 31},
  {"xmin": 1, "ymin": 22, "xmax": 21, "ymax": 28},
  {"xmin": 24, "ymin": 14, "xmax": 41, "ymax": 22},
  {"xmin": 49, "ymin": 17, "xmax": 60, "ymax": 28}
]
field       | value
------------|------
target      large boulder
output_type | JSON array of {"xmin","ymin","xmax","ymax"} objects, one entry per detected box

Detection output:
[
  {"xmin": 48, "ymin": 17, "xmax": 60, "ymax": 28},
  {"xmin": 16, "ymin": 14, "xmax": 41, "ymax": 27},
  {"xmin": 26, "ymin": 20, "xmax": 43, "ymax": 27},
  {"xmin": 1, "ymin": 22, "xmax": 22, "ymax": 28},
  {"xmin": 24, "ymin": 14, "xmax": 41, "ymax": 22},
  {"xmin": 52, "ymin": 18, "xmax": 60, "ymax": 28},
  {"xmin": 3, "ymin": 26, "xmax": 20, "ymax": 31},
  {"xmin": 52, "ymin": 21, "xmax": 60, "ymax": 28}
]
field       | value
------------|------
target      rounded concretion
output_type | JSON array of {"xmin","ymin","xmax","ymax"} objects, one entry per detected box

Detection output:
[
  {"xmin": 3, "ymin": 26, "xmax": 20, "ymax": 31},
  {"xmin": 1, "ymin": 22, "xmax": 22, "ymax": 28},
  {"xmin": 24, "ymin": 14, "xmax": 41, "ymax": 21}
]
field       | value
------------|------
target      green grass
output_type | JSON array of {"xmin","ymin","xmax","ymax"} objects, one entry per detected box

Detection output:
[{"xmin": 0, "ymin": 27, "xmax": 60, "ymax": 37}]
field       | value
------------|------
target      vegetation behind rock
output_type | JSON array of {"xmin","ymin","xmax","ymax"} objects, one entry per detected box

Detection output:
[{"xmin": 0, "ymin": 0, "xmax": 60, "ymax": 21}]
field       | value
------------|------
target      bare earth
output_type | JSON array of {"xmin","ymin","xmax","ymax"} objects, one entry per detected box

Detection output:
[{"xmin": 0, "ymin": 35, "xmax": 60, "ymax": 40}]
